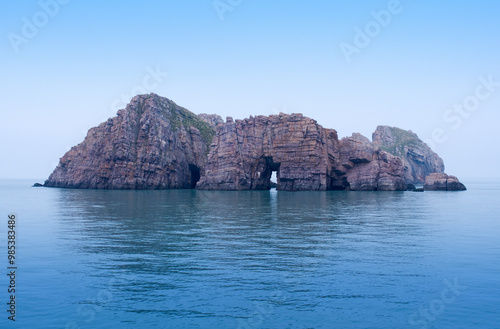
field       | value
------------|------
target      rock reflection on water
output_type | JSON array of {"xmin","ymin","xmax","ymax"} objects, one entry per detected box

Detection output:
[{"xmin": 52, "ymin": 188, "xmax": 437, "ymax": 328}]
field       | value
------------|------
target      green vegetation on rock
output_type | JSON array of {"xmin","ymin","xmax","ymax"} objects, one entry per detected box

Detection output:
[
  {"xmin": 376, "ymin": 127, "xmax": 421, "ymax": 157},
  {"xmin": 152, "ymin": 95, "xmax": 215, "ymax": 151}
]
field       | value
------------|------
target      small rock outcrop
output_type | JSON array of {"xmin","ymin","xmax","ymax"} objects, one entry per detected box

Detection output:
[
  {"xmin": 372, "ymin": 126, "xmax": 444, "ymax": 184},
  {"xmin": 424, "ymin": 173, "xmax": 467, "ymax": 191},
  {"xmin": 44, "ymin": 94, "xmax": 216, "ymax": 189},
  {"xmin": 196, "ymin": 114, "xmax": 407, "ymax": 191},
  {"xmin": 406, "ymin": 184, "xmax": 417, "ymax": 191}
]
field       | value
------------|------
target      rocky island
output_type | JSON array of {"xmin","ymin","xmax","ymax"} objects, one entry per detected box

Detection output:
[{"xmin": 44, "ymin": 93, "xmax": 466, "ymax": 191}]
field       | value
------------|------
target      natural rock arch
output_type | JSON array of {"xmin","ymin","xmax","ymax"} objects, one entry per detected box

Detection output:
[{"xmin": 196, "ymin": 114, "xmax": 407, "ymax": 191}]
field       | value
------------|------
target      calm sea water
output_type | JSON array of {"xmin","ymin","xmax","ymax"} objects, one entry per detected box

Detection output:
[{"xmin": 0, "ymin": 179, "xmax": 499, "ymax": 328}]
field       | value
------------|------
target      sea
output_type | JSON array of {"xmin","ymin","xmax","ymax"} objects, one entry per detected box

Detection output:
[{"xmin": 0, "ymin": 179, "xmax": 499, "ymax": 329}]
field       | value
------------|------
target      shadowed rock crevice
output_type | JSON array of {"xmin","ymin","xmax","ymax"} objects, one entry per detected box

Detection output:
[{"xmin": 189, "ymin": 164, "xmax": 201, "ymax": 189}]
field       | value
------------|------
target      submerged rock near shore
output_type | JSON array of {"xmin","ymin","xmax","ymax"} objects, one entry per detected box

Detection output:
[
  {"xmin": 44, "ymin": 94, "xmax": 465, "ymax": 191},
  {"xmin": 424, "ymin": 173, "xmax": 467, "ymax": 191}
]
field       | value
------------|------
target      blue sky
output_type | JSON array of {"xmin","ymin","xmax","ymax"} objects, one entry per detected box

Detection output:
[{"xmin": 2, "ymin": 0, "xmax": 500, "ymax": 180}]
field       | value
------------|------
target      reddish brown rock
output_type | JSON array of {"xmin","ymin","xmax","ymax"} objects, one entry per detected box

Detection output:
[
  {"xmin": 372, "ymin": 126, "xmax": 444, "ymax": 184},
  {"xmin": 197, "ymin": 115, "xmax": 407, "ymax": 191},
  {"xmin": 44, "ymin": 94, "xmax": 216, "ymax": 189},
  {"xmin": 338, "ymin": 134, "xmax": 407, "ymax": 191},
  {"xmin": 424, "ymin": 173, "xmax": 467, "ymax": 191},
  {"xmin": 196, "ymin": 113, "xmax": 332, "ymax": 190},
  {"xmin": 44, "ymin": 94, "xmax": 461, "ymax": 192}
]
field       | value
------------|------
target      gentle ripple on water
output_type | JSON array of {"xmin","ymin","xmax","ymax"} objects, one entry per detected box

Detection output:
[{"xmin": 0, "ymin": 180, "xmax": 499, "ymax": 328}]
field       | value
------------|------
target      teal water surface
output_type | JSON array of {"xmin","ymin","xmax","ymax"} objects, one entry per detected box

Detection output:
[{"xmin": 0, "ymin": 179, "xmax": 499, "ymax": 328}]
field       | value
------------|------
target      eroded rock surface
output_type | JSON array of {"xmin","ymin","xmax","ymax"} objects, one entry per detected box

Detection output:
[
  {"xmin": 338, "ymin": 134, "xmax": 407, "ymax": 191},
  {"xmin": 197, "ymin": 114, "xmax": 407, "ymax": 191},
  {"xmin": 44, "ymin": 94, "xmax": 216, "ymax": 189},
  {"xmin": 197, "ymin": 113, "xmax": 334, "ymax": 191},
  {"xmin": 44, "ymin": 94, "xmax": 462, "ymax": 192},
  {"xmin": 372, "ymin": 126, "xmax": 444, "ymax": 184}
]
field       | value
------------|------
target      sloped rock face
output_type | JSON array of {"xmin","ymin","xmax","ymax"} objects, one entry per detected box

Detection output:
[
  {"xmin": 44, "ymin": 94, "xmax": 216, "ymax": 189},
  {"xmin": 424, "ymin": 173, "xmax": 467, "ymax": 191},
  {"xmin": 338, "ymin": 134, "xmax": 407, "ymax": 191},
  {"xmin": 197, "ymin": 115, "xmax": 407, "ymax": 191},
  {"xmin": 372, "ymin": 126, "xmax": 444, "ymax": 184}
]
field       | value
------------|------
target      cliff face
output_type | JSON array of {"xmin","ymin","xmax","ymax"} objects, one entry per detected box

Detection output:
[
  {"xmin": 44, "ymin": 94, "xmax": 217, "ymax": 189},
  {"xmin": 196, "ymin": 114, "xmax": 407, "ymax": 191},
  {"xmin": 372, "ymin": 126, "xmax": 445, "ymax": 184},
  {"xmin": 196, "ymin": 113, "xmax": 335, "ymax": 191}
]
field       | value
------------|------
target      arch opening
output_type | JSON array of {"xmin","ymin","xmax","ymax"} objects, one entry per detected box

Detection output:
[
  {"xmin": 189, "ymin": 164, "xmax": 201, "ymax": 189},
  {"xmin": 254, "ymin": 156, "xmax": 281, "ymax": 190}
]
